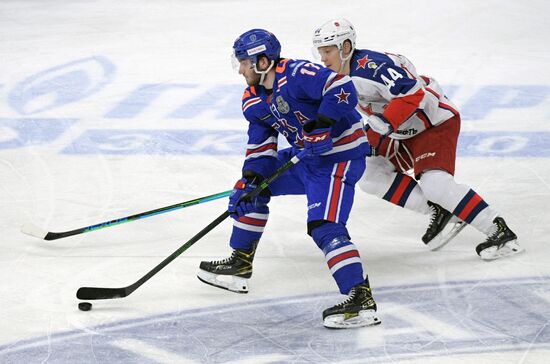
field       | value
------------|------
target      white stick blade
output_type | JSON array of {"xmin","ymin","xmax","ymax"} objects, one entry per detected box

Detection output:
[{"xmin": 20, "ymin": 223, "xmax": 48, "ymax": 239}]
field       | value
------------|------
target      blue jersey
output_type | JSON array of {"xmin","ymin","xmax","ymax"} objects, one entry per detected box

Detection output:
[{"xmin": 240, "ymin": 58, "xmax": 369, "ymax": 178}]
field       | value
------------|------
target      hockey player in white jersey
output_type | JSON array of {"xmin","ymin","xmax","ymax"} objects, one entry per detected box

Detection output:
[{"xmin": 311, "ymin": 19, "xmax": 522, "ymax": 260}]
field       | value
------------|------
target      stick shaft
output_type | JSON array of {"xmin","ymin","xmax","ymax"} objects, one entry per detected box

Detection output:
[
  {"xmin": 32, "ymin": 190, "xmax": 232, "ymax": 240},
  {"xmin": 76, "ymin": 151, "xmax": 306, "ymax": 300}
]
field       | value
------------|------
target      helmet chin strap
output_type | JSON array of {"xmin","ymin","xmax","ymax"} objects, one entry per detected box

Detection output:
[
  {"xmin": 338, "ymin": 47, "xmax": 354, "ymax": 74},
  {"xmin": 254, "ymin": 60, "xmax": 275, "ymax": 86}
]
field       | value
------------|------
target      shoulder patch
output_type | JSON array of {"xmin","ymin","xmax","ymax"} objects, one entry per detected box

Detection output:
[
  {"xmin": 276, "ymin": 58, "xmax": 289, "ymax": 74},
  {"xmin": 242, "ymin": 86, "xmax": 258, "ymax": 101}
]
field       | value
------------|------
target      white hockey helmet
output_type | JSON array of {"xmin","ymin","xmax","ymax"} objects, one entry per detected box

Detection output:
[{"xmin": 312, "ymin": 18, "xmax": 356, "ymax": 52}]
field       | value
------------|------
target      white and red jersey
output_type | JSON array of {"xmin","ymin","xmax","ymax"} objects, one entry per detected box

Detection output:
[{"xmin": 349, "ymin": 49, "xmax": 459, "ymax": 140}]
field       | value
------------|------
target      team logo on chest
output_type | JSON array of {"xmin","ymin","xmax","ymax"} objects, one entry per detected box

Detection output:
[
  {"xmin": 356, "ymin": 55, "xmax": 371, "ymax": 70},
  {"xmin": 276, "ymin": 95, "xmax": 290, "ymax": 114}
]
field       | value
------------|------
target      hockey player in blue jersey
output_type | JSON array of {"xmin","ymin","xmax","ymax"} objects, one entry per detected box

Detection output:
[
  {"xmin": 197, "ymin": 29, "xmax": 380, "ymax": 329},
  {"xmin": 312, "ymin": 19, "xmax": 522, "ymax": 260}
]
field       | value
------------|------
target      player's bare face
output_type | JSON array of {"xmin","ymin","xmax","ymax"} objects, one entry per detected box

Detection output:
[
  {"xmin": 318, "ymin": 46, "xmax": 341, "ymax": 72},
  {"xmin": 238, "ymin": 59, "xmax": 261, "ymax": 86}
]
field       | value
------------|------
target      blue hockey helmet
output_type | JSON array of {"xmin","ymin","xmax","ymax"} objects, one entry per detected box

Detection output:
[{"xmin": 232, "ymin": 29, "xmax": 281, "ymax": 65}]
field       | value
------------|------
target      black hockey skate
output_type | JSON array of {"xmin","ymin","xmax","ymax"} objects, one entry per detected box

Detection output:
[
  {"xmin": 423, "ymin": 201, "xmax": 465, "ymax": 251},
  {"xmin": 323, "ymin": 279, "xmax": 381, "ymax": 329},
  {"xmin": 475, "ymin": 217, "xmax": 523, "ymax": 260},
  {"xmin": 197, "ymin": 245, "xmax": 256, "ymax": 293}
]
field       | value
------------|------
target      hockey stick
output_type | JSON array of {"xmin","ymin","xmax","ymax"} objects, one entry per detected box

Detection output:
[
  {"xmin": 21, "ymin": 190, "xmax": 232, "ymax": 241},
  {"xmin": 76, "ymin": 150, "xmax": 307, "ymax": 300}
]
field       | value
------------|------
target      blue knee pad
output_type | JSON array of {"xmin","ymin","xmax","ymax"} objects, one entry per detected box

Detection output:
[{"xmin": 311, "ymin": 222, "xmax": 350, "ymax": 254}]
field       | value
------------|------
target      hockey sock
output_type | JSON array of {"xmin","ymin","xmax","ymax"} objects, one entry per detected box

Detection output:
[
  {"xmin": 229, "ymin": 205, "xmax": 269, "ymax": 250},
  {"xmin": 311, "ymin": 222, "xmax": 364, "ymax": 294},
  {"xmin": 382, "ymin": 173, "xmax": 429, "ymax": 213},
  {"xmin": 419, "ymin": 170, "xmax": 498, "ymax": 235},
  {"xmin": 360, "ymin": 156, "xmax": 430, "ymax": 214}
]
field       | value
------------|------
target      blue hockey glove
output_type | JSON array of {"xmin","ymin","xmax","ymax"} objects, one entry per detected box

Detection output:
[
  {"xmin": 303, "ymin": 124, "xmax": 333, "ymax": 157},
  {"xmin": 228, "ymin": 178, "xmax": 270, "ymax": 219}
]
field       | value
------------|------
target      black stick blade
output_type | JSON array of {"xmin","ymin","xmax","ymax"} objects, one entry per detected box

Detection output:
[
  {"xmin": 45, "ymin": 231, "xmax": 76, "ymax": 240},
  {"xmin": 77, "ymin": 287, "xmax": 128, "ymax": 300}
]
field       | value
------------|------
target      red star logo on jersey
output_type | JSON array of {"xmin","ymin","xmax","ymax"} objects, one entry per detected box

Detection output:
[
  {"xmin": 335, "ymin": 88, "xmax": 350, "ymax": 104},
  {"xmin": 356, "ymin": 55, "xmax": 371, "ymax": 70}
]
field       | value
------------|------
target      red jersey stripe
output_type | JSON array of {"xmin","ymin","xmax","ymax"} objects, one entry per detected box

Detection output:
[
  {"xmin": 439, "ymin": 101, "xmax": 459, "ymax": 116},
  {"xmin": 246, "ymin": 143, "xmax": 277, "ymax": 156},
  {"xmin": 327, "ymin": 162, "xmax": 347, "ymax": 221},
  {"xmin": 333, "ymin": 129, "xmax": 366, "ymax": 146},
  {"xmin": 426, "ymin": 87, "xmax": 441, "ymax": 99}
]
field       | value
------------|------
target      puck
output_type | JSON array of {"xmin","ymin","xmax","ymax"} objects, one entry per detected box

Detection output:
[{"xmin": 78, "ymin": 302, "xmax": 92, "ymax": 311}]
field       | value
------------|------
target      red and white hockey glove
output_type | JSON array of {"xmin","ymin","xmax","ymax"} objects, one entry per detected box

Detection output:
[
  {"xmin": 367, "ymin": 113, "xmax": 394, "ymax": 137},
  {"xmin": 365, "ymin": 125, "xmax": 385, "ymax": 156}
]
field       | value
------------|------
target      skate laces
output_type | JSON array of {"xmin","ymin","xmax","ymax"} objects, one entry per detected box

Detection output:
[
  {"xmin": 486, "ymin": 219, "xmax": 504, "ymax": 242},
  {"xmin": 337, "ymin": 285, "xmax": 372, "ymax": 307},
  {"xmin": 211, "ymin": 251, "xmax": 237, "ymax": 265},
  {"xmin": 427, "ymin": 204, "xmax": 439, "ymax": 230},
  {"xmin": 429, "ymin": 205, "xmax": 437, "ymax": 222},
  {"xmin": 335, "ymin": 288, "xmax": 358, "ymax": 307},
  {"xmin": 211, "ymin": 249, "xmax": 254, "ymax": 265}
]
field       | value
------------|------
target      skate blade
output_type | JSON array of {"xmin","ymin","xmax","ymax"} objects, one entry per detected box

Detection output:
[
  {"xmin": 323, "ymin": 309, "xmax": 381, "ymax": 329},
  {"xmin": 479, "ymin": 240, "xmax": 524, "ymax": 261},
  {"xmin": 427, "ymin": 221, "xmax": 466, "ymax": 251},
  {"xmin": 197, "ymin": 269, "xmax": 249, "ymax": 293}
]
